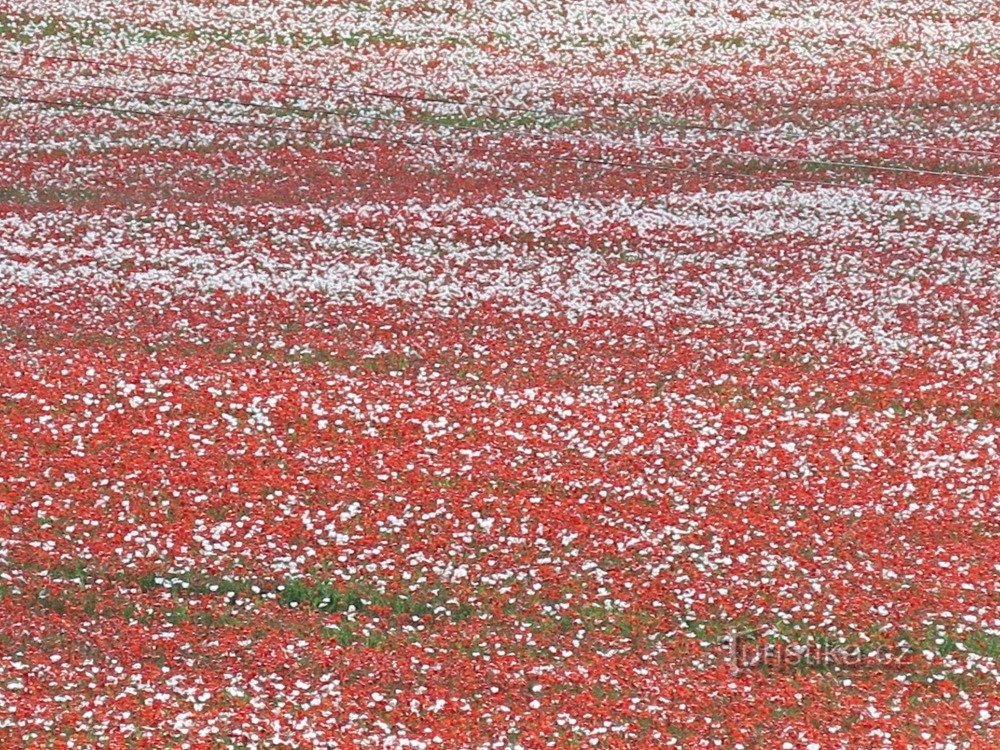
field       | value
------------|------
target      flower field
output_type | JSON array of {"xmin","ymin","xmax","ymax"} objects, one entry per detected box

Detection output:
[{"xmin": 0, "ymin": 0, "xmax": 998, "ymax": 747}]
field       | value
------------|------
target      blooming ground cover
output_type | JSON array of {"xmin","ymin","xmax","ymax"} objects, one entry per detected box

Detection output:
[{"xmin": 0, "ymin": 0, "xmax": 998, "ymax": 747}]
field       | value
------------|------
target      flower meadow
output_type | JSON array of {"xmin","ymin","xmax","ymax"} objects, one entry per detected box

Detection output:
[{"xmin": 0, "ymin": 0, "xmax": 998, "ymax": 748}]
